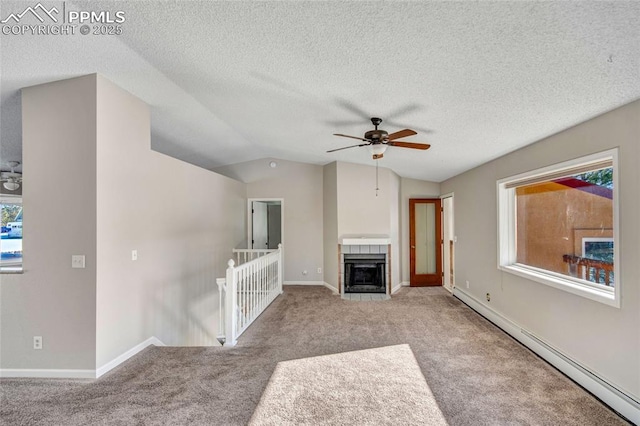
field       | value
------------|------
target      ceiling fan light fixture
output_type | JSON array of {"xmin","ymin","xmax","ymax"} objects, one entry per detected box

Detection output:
[
  {"xmin": 369, "ymin": 144, "xmax": 387, "ymax": 156},
  {"xmin": 3, "ymin": 181, "xmax": 20, "ymax": 191}
]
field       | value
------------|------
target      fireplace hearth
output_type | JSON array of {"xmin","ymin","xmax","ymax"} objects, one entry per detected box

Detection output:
[{"xmin": 344, "ymin": 253, "xmax": 386, "ymax": 294}]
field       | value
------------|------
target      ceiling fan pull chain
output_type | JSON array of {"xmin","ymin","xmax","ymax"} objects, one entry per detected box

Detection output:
[{"xmin": 375, "ymin": 159, "xmax": 379, "ymax": 197}]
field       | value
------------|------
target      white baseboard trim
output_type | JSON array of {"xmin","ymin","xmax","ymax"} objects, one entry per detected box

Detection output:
[
  {"xmin": 323, "ymin": 282, "xmax": 339, "ymax": 294},
  {"xmin": 454, "ymin": 287, "xmax": 639, "ymax": 424},
  {"xmin": 0, "ymin": 337, "xmax": 165, "ymax": 379},
  {"xmin": 96, "ymin": 336, "xmax": 165, "ymax": 378},
  {"xmin": 0, "ymin": 368, "xmax": 95, "ymax": 379},
  {"xmin": 391, "ymin": 284, "xmax": 403, "ymax": 294},
  {"xmin": 401, "ymin": 281, "xmax": 410, "ymax": 287},
  {"xmin": 284, "ymin": 281, "xmax": 339, "ymax": 294}
]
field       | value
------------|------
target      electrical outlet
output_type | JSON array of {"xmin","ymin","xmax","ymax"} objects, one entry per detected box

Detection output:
[
  {"xmin": 131, "ymin": 250, "xmax": 138, "ymax": 261},
  {"xmin": 486, "ymin": 293, "xmax": 491, "ymax": 302},
  {"xmin": 317, "ymin": 267, "xmax": 322, "ymax": 274},
  {"xmin": 33, "ymin": 336, "xmax": 42, "ymax": 350},
  {"xmin": 71, "ymin": 255, "xmax": 85, "ymax": 269},
  {"xmin": 466, "ymin": 280, "xmax": 470, "ymax": 289}
]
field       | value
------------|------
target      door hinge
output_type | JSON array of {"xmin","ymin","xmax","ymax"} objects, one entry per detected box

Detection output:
[
  {"xmin": 442, "ymin": 272, "xmax": 444, "ymax": 277},
  {"xmin": 252, "ymin": 209, "xmax": 254, "ymax": 213}
]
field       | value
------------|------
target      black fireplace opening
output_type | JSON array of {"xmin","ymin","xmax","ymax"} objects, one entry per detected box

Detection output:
[{"xmin": 344, "ymin": 253, "xmax": 386, "ymax": 294}]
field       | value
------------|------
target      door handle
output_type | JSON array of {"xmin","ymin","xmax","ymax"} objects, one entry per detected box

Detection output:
[{"xmin": 411, "ymin": 245, "xmax": 416, "ymax": 249}]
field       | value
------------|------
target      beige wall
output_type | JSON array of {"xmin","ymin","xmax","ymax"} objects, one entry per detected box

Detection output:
[
  {"xmin": 330, "ymin": 162, "xmax": 403, "ymax": 290},
  {"xmin": 323, "ymin": 162, "xmax": 338, "ymax": 290},
  {"xmin": 389, "ymin": 172, "xmax": 401, "ymax": 290},
  {"xmin": 214, "ymin": 158, "xmax": 324, "ymax": 283},
  {"xmin": 0, "ymin": 75, "xmax": 247, "ymax": 372},
  {"xmin": 441, "ymin": 100, "xmax": 640, "ymax": 399},
  {"xmin": 399, "ymin": 177, "xmax": 441, "ymax": 284},
  {"xmin": 1, "ymin": 75, "xmax": 98, "ymax": 370},
  {"xmin": 95, "ymin": 76, "xmax": 246, "ymax": 367},
  {"xmin": 336, "ymin": 162, "xmax": 392, "ymax": 237},
  {"xmin": 321, "ymin": 162, "xmax": 439, "ymax": 291}
]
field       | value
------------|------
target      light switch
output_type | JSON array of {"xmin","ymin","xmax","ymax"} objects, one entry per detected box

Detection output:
[
  {"xmin": 132, "ymin": 250, "xmax": 138, "ymax": 261},
  {"xmin": 71, "ymin": 255, "xmax": 85, "ymax": 269}
]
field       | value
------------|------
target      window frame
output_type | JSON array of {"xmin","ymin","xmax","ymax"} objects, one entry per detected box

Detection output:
[
  {"xmin": 496, "ymin": 149, "xmax": 620, "ymax": 308},
  {"xmin": 1, "ymin": 195, "xmax": 24, "ymax": 273}
]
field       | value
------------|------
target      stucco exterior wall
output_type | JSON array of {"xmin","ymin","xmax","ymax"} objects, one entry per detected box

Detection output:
[{"xmin": 516, "ymin": 181, "xmax": 613, "ymax": 275}]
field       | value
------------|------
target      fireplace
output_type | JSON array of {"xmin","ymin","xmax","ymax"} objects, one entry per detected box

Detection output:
[{"xmin": 344, "ymin": 253, "xmax": 386, "ymax": 294}]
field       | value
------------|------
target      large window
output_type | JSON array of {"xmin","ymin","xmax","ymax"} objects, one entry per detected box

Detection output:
[
  {"xmin": 1, "ymin": 197, "xmax": 23, "ymax": 272},
  {"xmin": 497, "ymin": 149, "xmax": 619, "ymax": 307}
]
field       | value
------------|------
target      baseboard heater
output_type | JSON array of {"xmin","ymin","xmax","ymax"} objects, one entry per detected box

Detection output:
[
  {"xmin": 453, "ymin": 288, "xmax": 639, "ymax": 424},
  {"xmin": 520, "ymin": 328, "xmax": 640, "ymax": 410}
]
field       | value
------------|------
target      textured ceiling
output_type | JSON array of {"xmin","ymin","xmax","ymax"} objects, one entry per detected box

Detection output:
[{"xmin": 1, "ymin": 1, "xmax": 639, "ymax": 181}]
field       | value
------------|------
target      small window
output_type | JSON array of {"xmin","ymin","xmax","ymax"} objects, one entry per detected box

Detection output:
[
  {"xmin": 497, "ymin": 149, "xmax": 619, "ymax": 307},
  {"xmin": 1, "ymin": 198, "xmax": 23, "ymax": 272}
]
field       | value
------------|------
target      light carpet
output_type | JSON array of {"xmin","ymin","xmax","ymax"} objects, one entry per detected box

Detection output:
[{"xmin": 249, "ymin": 344, "xmax": 447, "ymax": 425}]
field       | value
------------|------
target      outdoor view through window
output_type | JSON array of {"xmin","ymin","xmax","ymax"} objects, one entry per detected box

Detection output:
[
  {"xmin": 515, "ymin": 167, "xmax": 614, "ymax": 287},
  {"xmin": 1, "ymin": 200, "xmax": 22, "ymax": 271}
]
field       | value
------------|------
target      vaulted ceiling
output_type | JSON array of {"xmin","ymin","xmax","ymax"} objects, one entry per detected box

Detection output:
[{"xmin": 1, "ymin": 1, "xmax": 639, "ymax": 181}]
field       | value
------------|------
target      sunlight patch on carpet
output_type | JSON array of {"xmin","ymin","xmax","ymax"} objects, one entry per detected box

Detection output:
[{"xmin": 249, "ymin": 344, "xmax": 447, "ymax": 425}]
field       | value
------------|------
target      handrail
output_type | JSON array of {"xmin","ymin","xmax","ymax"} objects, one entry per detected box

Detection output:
[
  {"xmin": 218, "ymin": 244, "xmax": 283, "ymax": 346},
  {"xmin": 232, "ymin": 248, "xmax": 276, "ymax": 265},
  {"xmin": 562, "ymin": 254, "xmax": 614, "ymax": 286}
]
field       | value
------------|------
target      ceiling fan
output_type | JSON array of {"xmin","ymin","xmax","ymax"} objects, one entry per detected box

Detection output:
[
  {"xmin": 328, "ymin": 117, "xmax": 431, "ymax": 160},
  {"xmin": 1, "ymin": 161, "xmax": 23, "ymax": 191}
]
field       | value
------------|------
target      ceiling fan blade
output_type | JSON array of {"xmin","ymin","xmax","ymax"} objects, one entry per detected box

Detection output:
[
  {"xmin": 327, "ymin": 143, "xmax": 370, "ymax": 153},
  {"xmin": 333, "ymin": 133, "xmax": 369, "ymax": 142},
  {"xmin": 387, "ymin": 129, "xmax": 417, "ymax": 141},
  {"xmin": 326, "ymin": 119, "xmax": 366, "ymax": 127},
  {"xmin": 387, "ymin": 141, "xmax": 431, "ymax": 150},
  {"xmin": 385, "ymin": 120, "xmax": 434, "ymax": 135},
  {"xmin": 335, "ymin": 98, "xmax": 371, "ymax": 120},
  {"xmin": 385, "ymin": 103, "xmax": 422, "ymax": 120}
]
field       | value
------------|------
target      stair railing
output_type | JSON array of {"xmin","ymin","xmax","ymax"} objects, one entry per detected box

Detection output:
[{"xmin": 217, "ymin": 244, "xmax": 283, "ymax": 346}]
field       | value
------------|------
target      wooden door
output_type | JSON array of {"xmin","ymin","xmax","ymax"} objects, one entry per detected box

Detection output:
[{"xmin": 409, "ymin": 198, "xmax": 442, "ymax": 286}]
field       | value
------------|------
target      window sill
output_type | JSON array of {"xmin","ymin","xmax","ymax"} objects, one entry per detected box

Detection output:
[
  {"xmin": 499, "ymin": 264, "xmax": 619, "ymax": 308},
  {"xmin": 1, "ymin": 267, "xmax": 23, "ymax": 274}
]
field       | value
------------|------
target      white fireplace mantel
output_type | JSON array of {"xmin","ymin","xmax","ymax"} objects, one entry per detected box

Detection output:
[{"xmin": 340, "ymin": 236, "xmax": 390, "ymax": 246}]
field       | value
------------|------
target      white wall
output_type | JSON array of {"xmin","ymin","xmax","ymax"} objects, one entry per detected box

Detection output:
[
  {"xmin": 214, "ymin": 158, "xmax": 324, "ymax": 283},
  {"xmin": 441, "ymin": 100, "xmax": 640, "ymax": 399},
  {"xmin": 0, "ymin": 75, "xmax": 247, "ymax": 374},
  {"xmin": 399, "ymin": 177, "xmax": 441, "ymax": 284},
  {"xmin": 1, "ymin": 75, "xmax": 98, "ymax": 370}
]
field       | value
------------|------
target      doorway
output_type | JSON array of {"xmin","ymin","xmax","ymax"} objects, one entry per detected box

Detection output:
[
  {"xmin": 409, "ymin": 198, "xmax": 442, "ymax": 286},
  {"xmin": 248, "ymin": 199, "xmax": 283, "ymax": 250}
]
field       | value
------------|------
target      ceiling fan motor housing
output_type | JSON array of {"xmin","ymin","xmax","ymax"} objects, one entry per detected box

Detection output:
[{"xmin": 365, "ymin": 129, "xmax": 388, "ymax": 141}]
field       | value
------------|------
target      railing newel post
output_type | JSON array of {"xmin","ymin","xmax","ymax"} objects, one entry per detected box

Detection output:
[
  {"xmin": 216, "ymin": 278, "xmax": 227, "ymax": 346},
  {"xmin": 277, "ymin": 243, "xmax": 283, "ymax": 294},
  {"xmin": 225, "ymin": 259, "xmax": 237, "ymax": 346}
]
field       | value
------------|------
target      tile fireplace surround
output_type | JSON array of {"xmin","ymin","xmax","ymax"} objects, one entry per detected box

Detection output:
[{"xmin": 339, "ymin": 237, "xmax": 391, "ymax": 297}]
